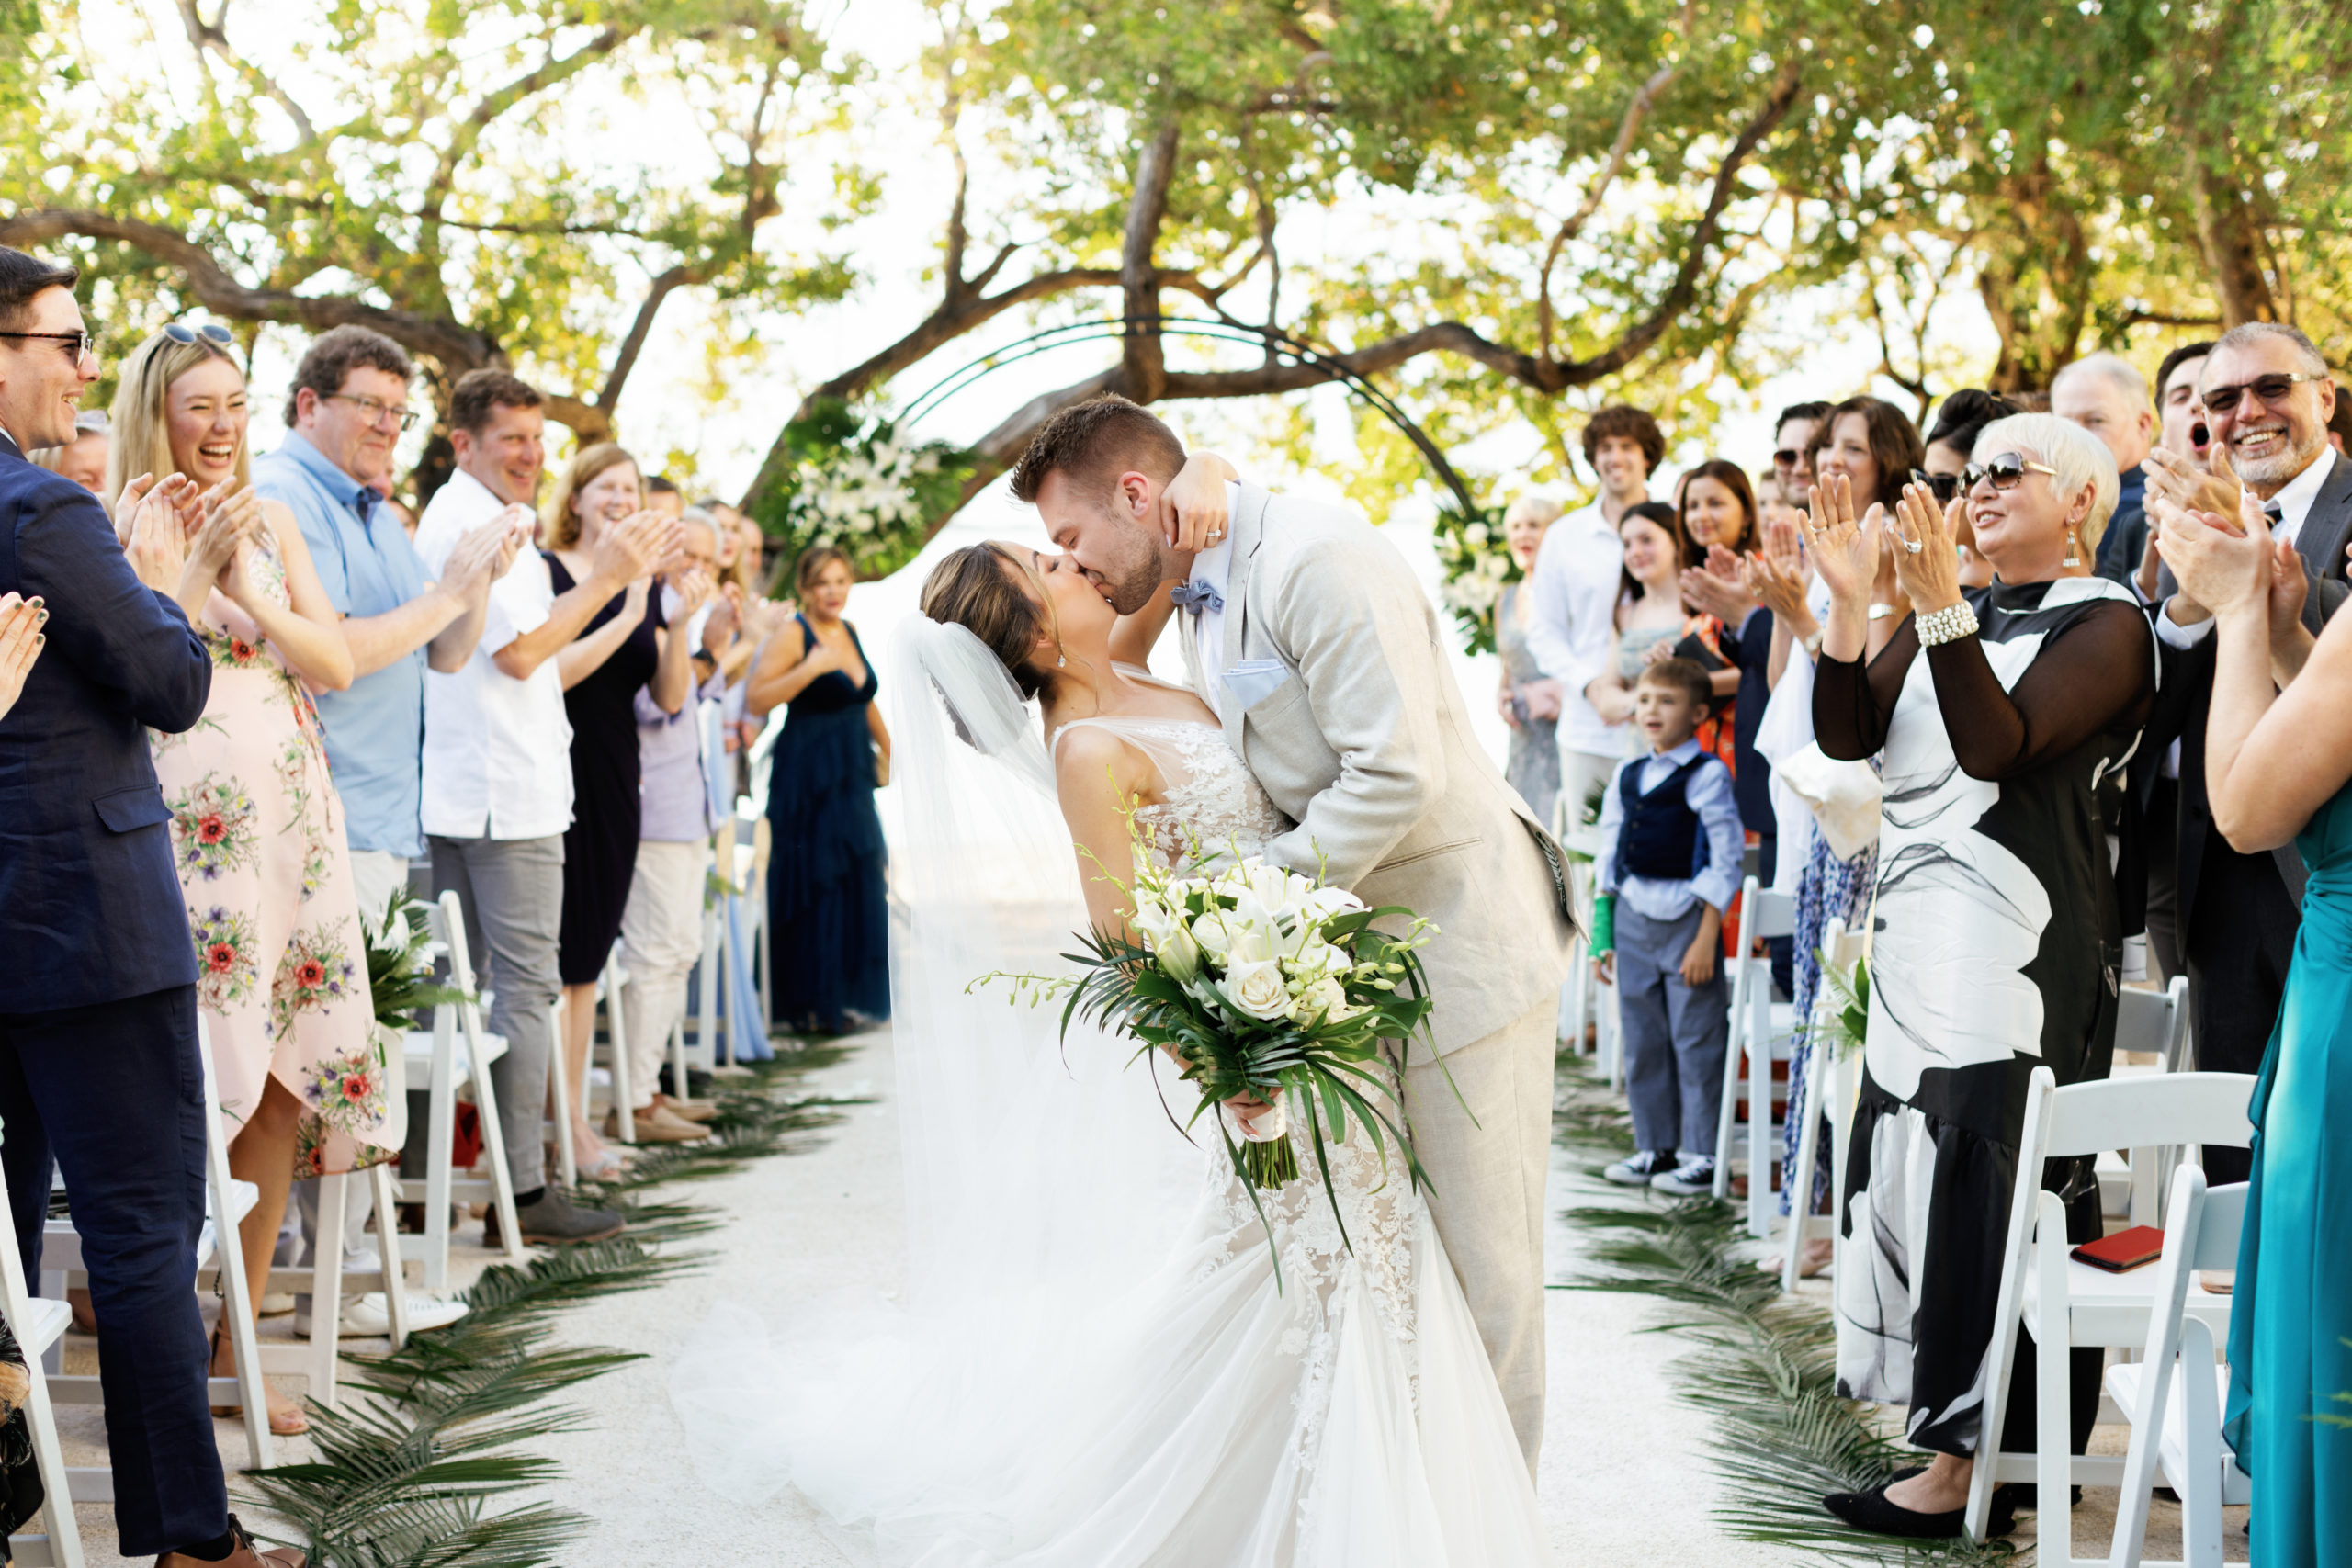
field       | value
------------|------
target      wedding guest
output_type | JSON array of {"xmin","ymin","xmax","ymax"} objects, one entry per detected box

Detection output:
[
  {"xmin": 2140, "ymin": 322, "xmax": 2350, "ymax": 1184},
  {"xmin": 645, "ymin": 473, "xmax": 684, "ymax": 520},
  {"xmin": 1493, "ymin": 493, "xmax": 1565, "ymax": 823},
  {"xmin": 1669, "ymin": 459, "xmax": 1760, "ymax": 770},
  {"xmin": 0, "ymin": 592, "xmax": 40, "ymax": 717},
  {"xmin": 109, "ymin": 324, "xmax": 400, "ymax": 1438},
  {"xmin": 415, "ymin": 378, "xmax": 645, "ymax": 1241},
  {"xmin": 2329, "ymin": 382, "xmax": 2351, "ymax": 456},
  {"xmin": 614, "ymin": 510, "xmax": 735, "ymax": 1141},
  {"xmin": 2052, "ymin": 353, "xmax": 2156, "ymax": 585},
  {"xmin": 0, "ymin": 244, "xmax": 297, "ymax": 1568},
  {"xmin": 1581, "ymin": 502, "xmax": 1695, "ymax": 753},
  {"xmin": 1526, "ymin": 404, "xmax": 1662, "ymax": 824},
  {"xmin": 254, "ymin": 325, "xmax": 503, "ymax": 916},
  {"xmin": 542, "ymin": 444, "xmax": 695, "ymax": 1166},
  {"xmin": 1921, "ymin": 390, "xmax": 2022, "ymax": 591},
  {"xmin": 1593, "ymin": 658, "xmax": 1745, "ymax": 1197},
  {"xmin": 28, "ymin": 407, "xmax": 107, "ymax": 494},
  {"xmin": 1813, "ymin": 416, "xmax": 2152, "ymax": 1539},
  {"xmin": 2156, "ymin": 490, "xmax": 2352, "ymax": 1568},
  {"xmin": 2130, "ymin": 342, "xmax": 2216, "ymax": 981},
  {"xmin": 748, "ymin": 544, "xmax": 889, "ymax": 1035},
  {"xmin": 1765, "ymin": 400, "xmax": 1831, "ymax": 523}
]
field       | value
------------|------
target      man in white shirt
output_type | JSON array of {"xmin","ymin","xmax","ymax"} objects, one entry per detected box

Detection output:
[
  {"xmin": 1523, "ymin": 404, "xmax": 1663, "ymax": 828},
  {"xmin": 412, "ymin": 369, "xmax": 663, "ymax": 1244},
  {"xmin": 2140, "ymin": 322, "xmax": 2351, "ymax": 1184}
]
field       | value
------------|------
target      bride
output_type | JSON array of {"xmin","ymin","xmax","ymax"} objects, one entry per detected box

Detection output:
[{"xmin": 673, "ymin": 467, "xmax": 1549, "ymax": 1566}]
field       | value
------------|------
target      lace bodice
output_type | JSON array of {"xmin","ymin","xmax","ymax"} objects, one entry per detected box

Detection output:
[{"xmin": 1054, "ymin": 716, "xmax": 1289, "ymax": 873}]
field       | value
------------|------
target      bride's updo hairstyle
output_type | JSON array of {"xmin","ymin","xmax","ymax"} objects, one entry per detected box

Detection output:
[{"xmin": 919, "ymin": 542, "xmax": 1060, "ymax": 702}]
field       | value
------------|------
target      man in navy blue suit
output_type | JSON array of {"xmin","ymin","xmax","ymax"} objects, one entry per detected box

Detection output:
[{"xmin": 0, "ymin": 247, "xmax": 301, "ymax": 1567}]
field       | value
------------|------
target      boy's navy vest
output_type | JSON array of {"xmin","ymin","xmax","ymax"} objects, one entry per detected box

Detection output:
[{"xmin": 1613, "ymin": 752, "xmax": 1713, "ymax": 884}]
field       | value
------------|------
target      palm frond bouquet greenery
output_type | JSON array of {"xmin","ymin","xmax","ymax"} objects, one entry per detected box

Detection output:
[
  {"xmin": 366, "ymin": 889, "xmax": 468, "ymax": 1032},
  {"xmin": 977, "ymin": 839, "xmax": 1442, "ymax": 1269}
]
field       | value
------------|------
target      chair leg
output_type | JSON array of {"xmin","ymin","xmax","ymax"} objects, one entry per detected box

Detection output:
[
  {"xmin": 423, "ymin": 1024, "xmax": 456, "ymax": 1292},
  {"xmin": 547, "ymin": 1000, "xmax": 578, "ymax": 1190},
  {"xmin": 2036, "ymin": 1285, "xmax": 2075, "ymax": 1564},
  {"xmin": 1747, "ymin": 1024, "xmax": 1771, "ymax": 1238},
  {"xmin": 469, "ymin": 1022, "xmax": 527, "ymax": 1263},
  {"xmin": 2179, "ymin": 1319, "xmax": 2224, "ymax": 1568},
  {"xmin": 1782, "ymin": 1061, "xmax": 1823, "ymax": 1292},
  {"xmin": 1712, "ymin": 980, "xmax": 1744, "ymax": 1201},
  {"xmin": 17, "ymin": 1356, "xmax": 83, "ymax": 1568},
  {"xmin": 605, "ymin": 960, "xmax": 635, "ymax": 1145},
  {"xmin": 309, "ymin": 1173, "xmax": 345, "ymax": 1410},
  {"xmin": 716, "ymin": 911, "xmax": 736, "ymax": 1068},
  {"xmin": 367, "ymin": 1160, "xmax": 410, "ymax": 1352}
]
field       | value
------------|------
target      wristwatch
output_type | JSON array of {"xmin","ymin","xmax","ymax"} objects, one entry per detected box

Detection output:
[{"xmin": 1800, "ymin": 629, "xmax": 1825, "ymax": 659}]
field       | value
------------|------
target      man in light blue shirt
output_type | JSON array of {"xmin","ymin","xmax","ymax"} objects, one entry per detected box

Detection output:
[
  {"xmin": 1589, "ymin": 656, "xmax": 1745, "ymax": 1196},
  {"xmin": 252, "ymin": 325, "xmax": 509, "ymax": 910}
]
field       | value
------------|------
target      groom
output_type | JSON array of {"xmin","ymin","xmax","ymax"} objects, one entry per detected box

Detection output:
[{"xmin": 1014, "ymin": 395, "xmax": 1575, "ymax": 1468}]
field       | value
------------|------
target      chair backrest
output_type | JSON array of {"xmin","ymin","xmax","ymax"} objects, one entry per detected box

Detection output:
[
  {"xmin": 1738, "ymin": 874, "xmax": 1798, "ymax": 942},
  {"xmin": 423, "ymin": 889, "xmax": 481, "ymax": 998},
  {"xmin": 2040, "ymin": 1069, "xmax": 2257, "ymax": 1163},
  {"xmin": 2186, "ymin": 1179, "xmax": 2248, "ymax": 1272},
  {"xmin": 2112, "ymin": 975, "xmax": 2190, "ymax": 1066}
]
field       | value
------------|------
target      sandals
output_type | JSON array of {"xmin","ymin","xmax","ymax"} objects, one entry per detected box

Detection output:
[{"xmin": 208, "ymin": 1324, "xmax": 309, "ymax": 1436}]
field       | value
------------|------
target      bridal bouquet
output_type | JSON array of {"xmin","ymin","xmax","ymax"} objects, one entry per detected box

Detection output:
[{"xmin": 978, "ymin": 841, "xmax": 1444, "ymax": 1270}]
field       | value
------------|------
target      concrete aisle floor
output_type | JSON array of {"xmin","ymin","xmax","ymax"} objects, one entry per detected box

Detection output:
[{"xmin": 62, "ymin": 1030, "xmax": 1820, "ymax": 1564}]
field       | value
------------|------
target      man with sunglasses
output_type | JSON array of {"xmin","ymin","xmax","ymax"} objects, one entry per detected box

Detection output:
[
  {"xmin": 0, "ymin": 247, "xmax": 301, "ymax": 1566},
  {"xmin": 2140, "ymin": 321, "xmax": 2352, "ymax": 1184},
  {"xmin": 2051, "ymin": 352, "xmax": 2155, "ymax": 586}
]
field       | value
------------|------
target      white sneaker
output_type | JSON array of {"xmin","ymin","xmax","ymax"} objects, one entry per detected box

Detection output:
[
  {"xmin": 1650, "ymin": 1156, "xmax": 1717, "ymax": 1197},
  {"xmin": 257, "ymin": 1292, "xmax": 298, "ymax": 1315},
  {"xmin": 296, "ymin": 1292, "xmax": 469, "ymax": 1337}
]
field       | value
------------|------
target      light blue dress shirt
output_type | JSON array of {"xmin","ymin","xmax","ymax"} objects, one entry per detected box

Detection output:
[
  {"xmin": 1594, "ymin": 737, "xmax": 1746, "ymax": 919},
  {"xmin": 253, "ymin": 431, "xmax": 429, "ymax": 857}
]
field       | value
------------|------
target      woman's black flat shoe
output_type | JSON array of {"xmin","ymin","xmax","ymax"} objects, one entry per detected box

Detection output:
[{"xmin": 1823, "ymin": 1481, "xmax": 2015, "ymax": 1540}]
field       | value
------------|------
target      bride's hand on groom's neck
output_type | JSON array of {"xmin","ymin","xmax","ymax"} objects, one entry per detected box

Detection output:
[{"xmin": 1159, "ymin": 451, "xmax": 1240, "ymax": 555}]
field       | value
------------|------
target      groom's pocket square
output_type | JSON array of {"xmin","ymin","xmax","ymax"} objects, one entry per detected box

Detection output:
[{"xmin": 1223, "ymin": 660, "xmax": 1294, "ymax": 709}]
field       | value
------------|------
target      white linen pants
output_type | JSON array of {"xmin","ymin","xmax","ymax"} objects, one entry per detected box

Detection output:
[
  {"xmin": 1401, "ymin": 996, "xmax": 1557, "ymax": 1474},
  {"xmin": 617, "ymin": 840, "xmax": 710, "ymax": 1110}
]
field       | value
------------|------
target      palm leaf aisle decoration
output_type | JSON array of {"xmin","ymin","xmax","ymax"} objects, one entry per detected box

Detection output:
[
  {"xmin": 238, "ymin": 1050, "xmax": 870, "ymax": 1566},
  {"xmin": 1553, "ymin": 1064, "xmax": 2016, "ymax": 1565}
]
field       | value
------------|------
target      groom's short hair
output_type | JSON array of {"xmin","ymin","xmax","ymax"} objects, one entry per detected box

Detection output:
[{"xmin": 1009, "ymin": 394, "xmax": 1188, "ymax": 503}]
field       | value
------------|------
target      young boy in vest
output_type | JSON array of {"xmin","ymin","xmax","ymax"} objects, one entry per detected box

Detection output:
[{"xmin": 1590, "ymin": 658, "xmax": 1746, "ymax": 1195}]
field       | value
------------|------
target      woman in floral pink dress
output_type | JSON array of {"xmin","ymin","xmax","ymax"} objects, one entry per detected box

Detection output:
[{"xmin": 109, "ymin": 325, "xmax": 397, "ymax": 1437}]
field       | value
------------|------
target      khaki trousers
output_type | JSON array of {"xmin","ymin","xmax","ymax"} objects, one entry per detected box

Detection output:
[
  {"xmin": 1402, "ymin": 996, "xmax": 1557, "ymax": 1473},
  {"xmin": 616, "ymin": 840, "xmax": 711, "ymax": 1110}
]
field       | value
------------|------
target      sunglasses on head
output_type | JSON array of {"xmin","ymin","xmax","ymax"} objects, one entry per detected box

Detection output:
[
  {"xmin": 1960, "ymin": 452, "xmax": 2056, "ymax": 493},
  {"xmin": 162, "ymin": 321, "xmax": 235, "ymax": 347},
  {"xmin": 2199, "ymin": 370, "xmax": 2325, "ymax": 417}
]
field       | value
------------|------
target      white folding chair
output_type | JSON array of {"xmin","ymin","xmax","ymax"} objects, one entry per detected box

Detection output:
[
  {"xmin": 1713, "ymin": 874, "xmax": 1797, "ymax": 1236},
  {"xmin": 0, "ymin": 1145, "xmax": 84, "ymax": 1566},
  {"xmin": 1963, "ymin": 1066, "xmax": 2258, "ymax": 1557},
  {"xmin": 2098, "ymin": 976, "xmax": 2193, "ymax": 1225},
  {"xmin": 40, "ymin": 1020, "xmax": 274, "ymax": 1517},
  {"xmin": 2105, "ymin": 1165, "xmax": 2250, "ymax": 1568},
  {"xmin": 394, "ymin": 891, "xmax": 526, "ymax": 1290},
  {"xmin": 1780, "ymin": 914, "xmax": 1868, "ymax": 1290}
]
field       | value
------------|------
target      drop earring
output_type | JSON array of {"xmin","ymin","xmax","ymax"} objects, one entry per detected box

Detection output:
[{"xmin": 2062, "ymin": 525, "xmax": 2082, "ymax": 570}]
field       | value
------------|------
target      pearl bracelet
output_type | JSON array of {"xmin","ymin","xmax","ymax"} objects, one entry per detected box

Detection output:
[{"xmin": 1915, "ymin": 600, "xmax": 1980, "ymax": 648}]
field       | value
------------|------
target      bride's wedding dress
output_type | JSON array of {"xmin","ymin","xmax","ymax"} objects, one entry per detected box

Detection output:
[{"xmin": 672, "ymin": 633, "xmax": 1548, "ymax": 1567}]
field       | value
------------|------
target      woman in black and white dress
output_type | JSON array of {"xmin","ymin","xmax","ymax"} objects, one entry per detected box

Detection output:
[{"xmin": 1805, "ymin": 413, "xmax": 2155, "ymax": 1539}]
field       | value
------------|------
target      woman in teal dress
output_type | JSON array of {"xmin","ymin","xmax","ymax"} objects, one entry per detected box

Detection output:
[{"xmin": 2159, "ymin": 489, "xmax": 2352, "ymax": 1566}]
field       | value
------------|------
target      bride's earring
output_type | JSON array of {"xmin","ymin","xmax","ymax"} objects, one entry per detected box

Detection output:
[{"xmin": 1056, "ymin": 647, "xmax": 1068, "ymax": 668}]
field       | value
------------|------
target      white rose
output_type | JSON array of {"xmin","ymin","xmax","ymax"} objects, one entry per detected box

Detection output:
[
  {"xmin": 1217, "ymin": 956, "xmax": 1295, "ymax": 1021},
  {"xmin": 1465, "ymin": 522, "xmax": 1490, "ymax": 546}
]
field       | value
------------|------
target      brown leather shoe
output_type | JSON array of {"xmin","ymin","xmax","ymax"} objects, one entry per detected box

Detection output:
[{"xmin": 156, "ymin": 1513, "xmax": 306, "ymax": 1568}]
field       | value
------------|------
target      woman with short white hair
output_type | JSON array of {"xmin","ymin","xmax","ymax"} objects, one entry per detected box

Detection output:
[{"xmin": 1804, "ymin": 412, "xmax": 2154, "ymax": 1539}]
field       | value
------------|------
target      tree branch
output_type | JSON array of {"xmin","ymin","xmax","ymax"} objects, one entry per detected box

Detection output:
[
  {"xmin": 174, "ymin": 0, "xmax": 318, "ymax": 144},
  {"xmin": 1120, "ymin": 115, "xmax": 1182, "ymax": 401},
  {"xmin": 1536, "ymin": 0, "xmax": 1698, "ymax": 362},
  {"xmin": 420, "ymin": 25, "xmax": 628, "ymax": 228},
  {"xmin": 0, "ymin": 209, "xmax": 497, "ymax": 370}
]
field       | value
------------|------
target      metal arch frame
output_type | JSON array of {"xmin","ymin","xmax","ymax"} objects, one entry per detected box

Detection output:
[{"xmin": 896, "ymin": 315, "xmax": 1477, "ymax": 513}]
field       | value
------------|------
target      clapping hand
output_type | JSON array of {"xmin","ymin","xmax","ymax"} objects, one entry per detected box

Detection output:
[
  {"xmin": 0, "ymin": 593, "xmax": 44, "ymax": 722},
  {"xmin": 2152, "ymin": 494, "xmax": 2278, "ymax": 623},
  {"xmin": 122, "ymin": 476, "xmax": 194, "ymax": 594},
  {"xmin": 701, "ymin": 580, "xmax": 745, "ymax": 658},
  {"xmin": 1679, "ymin": 544, "xmax": 1758, "ymax": 623},
  {"xmin": 1883, "ymin": 482, "xmax": 1964, "ymax": 615},
  {"xmin": 669, "ymin": 565, "xmax": 718, "ymax": 620},
  {"xmin": 1799, "ymin": 474, "xmax": 1883, "ymax": 615},
  {"xmin": 2145, "ymin": 442, "xmax": 2245, "ymax": 528},
  {"xmin": 1743, "ymin": 514, "xmax": 1812, "ymax": 624},
  {"xmin": 593, "ymin": 509, "xmax": 678, "ymax": 587},
  {"xmin": 192, "ymin": 483, "xmax": 267, "ymax": 589}
]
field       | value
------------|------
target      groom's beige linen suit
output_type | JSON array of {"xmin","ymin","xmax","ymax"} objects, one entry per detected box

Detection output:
[{"xmin": 1178, "ymin": 481, "xmax": 1576, "ymax": 1466}]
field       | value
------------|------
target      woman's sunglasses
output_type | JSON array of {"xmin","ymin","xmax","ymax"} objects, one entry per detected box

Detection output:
[
  {"xmin": 1911, "ymin": 468, "xmax": 1962, "ymax": 503},
  {"xmin": 163, "ymin": 321, "xmax": 235, "ymax": 347},
  {"xmin": 1959, "ymin": 452, "xmax": 2056, "ymax": 493}
]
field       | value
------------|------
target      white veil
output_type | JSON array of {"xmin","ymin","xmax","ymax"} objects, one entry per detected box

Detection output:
[{"xmin": 672, "ymin": 615, "xmax": 1203, "ymax": 1526}]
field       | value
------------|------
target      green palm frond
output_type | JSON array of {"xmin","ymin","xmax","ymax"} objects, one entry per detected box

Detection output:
[{"xmin": 1553, "ymin": 1065, "xmax": 2019, "ymax": 1565}]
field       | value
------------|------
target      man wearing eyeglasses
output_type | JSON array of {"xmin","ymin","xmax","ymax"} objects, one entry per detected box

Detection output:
[
  {"xmin": 2140, "ymin": 321, "xmax": 2352, "ymax": 1185},
  {"xmin": 0, "ymin": 247, "xmax": 301, "ymax": 1566},
  {"xmin": 253, "ymin": 325, "xmax": 506, "ymax": 913}
]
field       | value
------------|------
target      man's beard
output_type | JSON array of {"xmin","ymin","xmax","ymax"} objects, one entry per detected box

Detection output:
[
  {"xmin": 1096, "ymin": 506, "xmax": 1164, "ymax": 615},
  {"xmin": 2232, "ymin": 422, "xmax": 2325, "ymax": 489}
]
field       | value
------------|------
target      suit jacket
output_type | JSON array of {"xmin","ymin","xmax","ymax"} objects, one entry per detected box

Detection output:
[
  {"xmin": 2146, "ymin": 448, "xmax": 2352, "ymax": 925},
  {"xmin": 0, "ymin": 434, "xmax": 212, "ymax": 1012},
  {"xmin": 1181, "ymin": 482, "xmax": 1574, "ymax": 1054}
]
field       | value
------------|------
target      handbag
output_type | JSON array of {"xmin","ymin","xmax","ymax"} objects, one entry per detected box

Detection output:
[{"xmin": 1775, "ymin": 742, "xmax": 1883, "ymax": 863}]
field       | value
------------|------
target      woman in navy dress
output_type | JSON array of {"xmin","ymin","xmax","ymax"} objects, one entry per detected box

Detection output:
[{"xmin": 748, "ymin": 545, "xmax": 890, "ymax": 1034}]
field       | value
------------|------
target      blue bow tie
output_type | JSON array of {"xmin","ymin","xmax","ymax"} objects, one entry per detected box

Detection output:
[{"xmin": 1170, "ymin": 580, "xmax": 1223, "ymax": 614}]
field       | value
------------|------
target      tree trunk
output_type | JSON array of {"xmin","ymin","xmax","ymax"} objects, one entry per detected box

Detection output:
[{"xmin": 2191, "ymin": 167, "xmax": 2278, "ymax": 327}]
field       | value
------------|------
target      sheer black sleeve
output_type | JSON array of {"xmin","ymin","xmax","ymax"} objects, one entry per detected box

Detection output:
[
  {"xmin": 1812, "ymin": 623, "xmax": 1919, "ymax": 761},
  {"xmin": 1928, "ymin": 598, "xmax": 2154, "ymax": 780}
]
